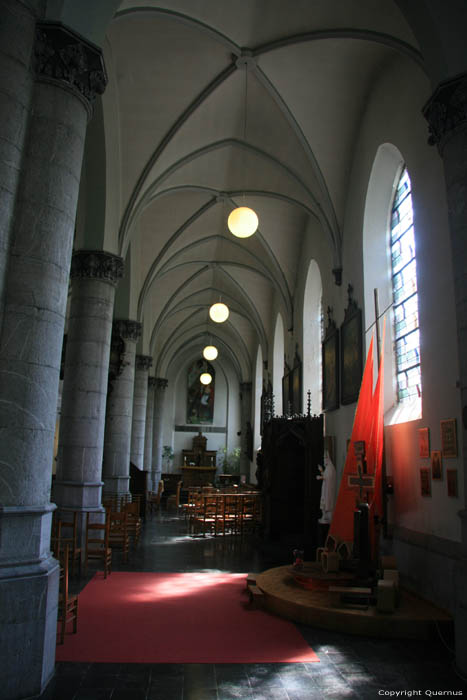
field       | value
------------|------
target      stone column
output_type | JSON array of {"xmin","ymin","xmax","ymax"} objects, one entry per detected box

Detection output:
[
  {"xmin": 423, "ymin": 72, "xmax": 467, "ymax": 675},
  {"xmin": 144, "ymin": 377, "xmax": 156, "ymax": 490},
  {"xmin": 152, "ymin": 378, "xmax": 168, "ymax": 488},
  {"xmin": 130, "ymin": 354, "xmax": 152, "ymax": 470},
  {"xmin": 240, "ymin": 382, "xmax": 253, "ymax": 479},
  {"xmin": 0, "ymin": 22, "xmax": 106, "ymax": 700},
  {"xmin": 0, "ymin": 0, "xmax": 39, "ymax": 332},
  {"xmin": 54, "ymin": 250, "xmax": 124, "ymax": 542},
  {"xmin": 102, "ymin": 320, "xmax": 142, "ymax": 497}
]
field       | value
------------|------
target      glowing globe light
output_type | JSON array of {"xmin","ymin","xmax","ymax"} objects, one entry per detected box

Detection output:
[
  {"xmin": 227, "ymin": 206, "xmax": 258, "ymax": 238},
  {"xmin": 203, "ymin": 345, "xmax": 218, "ymax": 361},
  {"xmin": 200, "ymin": 372, "xmax": 212, "ymax": 385},
  {"xmin": 209, "ymin": 302, "xmax": 229, "ymax": 323}
]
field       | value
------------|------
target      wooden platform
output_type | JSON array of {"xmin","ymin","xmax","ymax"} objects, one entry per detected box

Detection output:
[{"xmin": 256, "ymin": 564, "xmax": 452, "ymax": 639}]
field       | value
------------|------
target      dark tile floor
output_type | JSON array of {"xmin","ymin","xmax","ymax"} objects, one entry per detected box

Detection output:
[{"xmin": 40, "ymin": 511, "xmax": 467, "ymax": 700}]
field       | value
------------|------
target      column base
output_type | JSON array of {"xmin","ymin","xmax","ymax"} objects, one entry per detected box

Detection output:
[
  {"xmin": 0, "ymin": 505, "xmax": 59, "ymax": 700},
  {"xmin": 53, "ymin": 480, "xmax": 103, "ymax": 510},
  {"xmin": 102, "ymin": 475, "xmax": 130, "ymax": 497}
]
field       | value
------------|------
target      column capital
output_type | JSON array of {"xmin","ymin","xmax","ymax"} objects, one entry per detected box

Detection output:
[
  {"xmin": 35, "ymin": 22, "xmax": 107, "ymax": 114},
  {"xmin": 136, "ymin": 354, "xmax": 153, "ymax": 371},
  {"xmin": 240, "ymin": 382, "xmax": 252, "ymax": 394},
  {"xmin": 112, "ymin": 319, "xmax": 142, "ymax": 342},
  {"xmin": 423, "ymin": 72, "xmax": 467, "ymax": 151},
  {"xmin": 155, "ymin": 377, "xmax": 168, "ymax": 390},
  {"xmin": 71, "ymin": 250, "xmax": 124, "ymax": 286},
  {"xmin": 148, "ymin": 377, "xmax": 158, "ymax": 388}
]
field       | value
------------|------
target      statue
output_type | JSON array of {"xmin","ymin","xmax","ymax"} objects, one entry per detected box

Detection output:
[{"xmin": 316, "ymin": 450, "xmax": 337, "ymax": 523}]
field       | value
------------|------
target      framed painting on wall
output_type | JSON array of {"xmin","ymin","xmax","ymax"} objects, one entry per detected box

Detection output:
[
  {"xmin": 291, "ymin": 363, "xmax": 302, "ymax": 414},
  {"xmin": 322, "ymin": 314, "xmax": 339, "ymax": 412},
  {"xmin": 282, "ymin": 371, "xmax": 291, "ymax": 415},
  {"xmin": 186, "ymin": 359, "xmax": 215, "ymax": 424},
  {"xmin": 431, "ymin": 450, "xmax": 442, "ymax": 480},
  {"xmin": 440, "ymin": 418, "xmax": 457, "ymax": 458},
  {"xmin": 418, "ymin": 427, "xmax": 430, "ymax": 458},
  {"xmin": 340, "ymin": 285, "xmax": 363, "ymax": 405}
]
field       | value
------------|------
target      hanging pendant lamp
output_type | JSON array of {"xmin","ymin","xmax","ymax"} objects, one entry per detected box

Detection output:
[
  {"xmin": 228, "ymin": 206, "xmax": 258, "ymax": 238},
  {"xmin": 228, "ymin": 61, "xmax": 258, "ymax": 238},
  {"xmin": 209, "ymin": 302, "xmax": 229, "ymax": 323},
  {"xmin": 200, "ymin": 372, "xmax": 212, "ymax": 385},
  {"xmin": 203, "ymin": 344, "xmax": 218, "ymax": 361}
]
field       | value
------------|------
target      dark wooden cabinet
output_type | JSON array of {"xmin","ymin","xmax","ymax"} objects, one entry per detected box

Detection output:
[{"xmin": 260, "ymin": 415, "xmax": 323, "ymax": 558}]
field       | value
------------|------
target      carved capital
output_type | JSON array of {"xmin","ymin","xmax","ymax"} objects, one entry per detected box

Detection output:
[
  {"xmin": 423, "ymin": 73, "xmax": 467, "ymax": 151},
  {"xmin": 136, "ymin": 355, "xmax": 153, "ymax": 371},
  {"xmin": 35, "ymin": 22, "xmax": 107, "ymax": 112},
  {"xmin": 71, "ymin": 250, "xmax": 124, "ymax": 286},
  {"xmin": 148, "ymin": 377, "xmax": 158, "ymax": 388},
  {"xmin": 155, "ymin": 378, "xmax": 168, "ymax": 390},
  {"xmin": 112, "ymin": 319, "xmax": 142, "ymax": 342}
]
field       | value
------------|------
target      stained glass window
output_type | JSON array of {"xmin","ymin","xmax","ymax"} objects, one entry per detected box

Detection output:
[{"xmin": 390, "ymin": 168, "xmax": 421, "ymax": 402}]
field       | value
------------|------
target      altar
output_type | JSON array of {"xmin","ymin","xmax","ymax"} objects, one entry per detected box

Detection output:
[
  {"xmin": 181, "ymin": 432, "xmax": 217, "ymax": 487},
  {"xmin": 181, "ymin": 465, "xmax": 217, "ymax": 487}
]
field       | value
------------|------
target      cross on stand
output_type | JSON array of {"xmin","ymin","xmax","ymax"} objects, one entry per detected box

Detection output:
[
  {"xmin": 348, "ymin": 463, "xmax": 375, "ymax": 505},
  {"xmin": 347, "ymin": 442, "xmax": 375, "ymax": 578}
]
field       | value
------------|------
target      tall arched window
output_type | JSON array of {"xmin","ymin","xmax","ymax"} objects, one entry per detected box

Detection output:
[
  {"xmin": 273, "ymin": 313, "xmax": 285, "ymax": 413},
  {"xmin": 390, "ymin": 168, "xmax": 421, "ymax": 403},
  {"xmin": 302, "ymin": 260, "xmax": 322, "ymax": 414}
]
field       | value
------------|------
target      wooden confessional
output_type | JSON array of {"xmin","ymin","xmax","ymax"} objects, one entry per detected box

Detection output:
[{"xmin": 260, "ymin": 414, "xmax": 323, "ymax": 558}]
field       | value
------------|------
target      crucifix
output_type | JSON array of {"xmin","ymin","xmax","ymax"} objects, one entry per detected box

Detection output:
[{"xmin": 348, "ymin": 462, "xmax": 375, "ymax": 505}]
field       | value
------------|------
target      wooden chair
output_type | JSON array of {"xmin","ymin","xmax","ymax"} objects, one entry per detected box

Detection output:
[
  {"xmin": 147, "ymin": 480, "xmax": 164, "ymax": 515},
  {"xmin": 84, "ymin": 512, "xmax": 112, "ymax": 578},
  {"xmin": 59, "ymin": 511, "xmax": 82, "ymax": 577},
  {"xmin": 57, "ymin": 544, "xmax": 78, "ymax": 644},
  {"xmin": 166, "ymin": 480, "xmax": 182, "ymax": 512},
  {"xmin": 123, "ymin": 501, "xmax": 142, "ymax": 546},
  {"xmin": 108, "ymin": 510, "xmax": 130, "ymax": 563}
]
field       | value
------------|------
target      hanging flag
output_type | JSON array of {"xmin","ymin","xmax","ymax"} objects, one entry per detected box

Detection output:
[
  {"xmin": 368, "ymin": 318, "xmax": 386, "ymax": 557},
  {"xmin": 328, "ymin": 336, "xmax": 374, "ymax": 544}
]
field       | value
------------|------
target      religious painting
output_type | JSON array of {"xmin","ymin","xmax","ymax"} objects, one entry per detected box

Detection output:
[
  {"xmin": 186, "ymin": 359, "xmax": 215, "ymax": 424},
  {"xmin": 431, "ymin": 450, "xmax": 442, "ymax": 480},
  {"xmin": 291, "ymin": 363, "xmax": 302, "ymax": 414},
  {"xmin": 440, "ymin": 418, "xmax": 457, "ymax": 458},
  {"xmin": 447, "ymin": 469, "xmax": 458, "ymax": 498},
  {"xmin": 420, "ymin": 468, "xmax": 431, "ymax": 496},
  {"xmin": 418, "ymin": 427, "xmax": 430, "ymax": 458},
  {"xmin": 322, "ymin": 324, "xmax": 339, "ymax": 412},
  {"xmin": 340, "ymin": 287, "xmax": 362, "ymax": 405},
  {"xmin": 282, "ymin": 371, "xmax": 291, "ymax": 415}
]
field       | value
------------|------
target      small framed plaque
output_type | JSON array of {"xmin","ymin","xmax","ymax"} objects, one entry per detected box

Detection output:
[{"xmin": 440, "ymin": 419, "xmax": 457, "ymax": 458}]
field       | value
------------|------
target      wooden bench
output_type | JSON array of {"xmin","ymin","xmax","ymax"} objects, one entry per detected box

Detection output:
[
  {"xmin": 247, "ymin": 584, "xmax": 264, "ymax": 608},
  {"xmin": 246, "ymin": 573, "xmax": 257, "ymax": 589}
]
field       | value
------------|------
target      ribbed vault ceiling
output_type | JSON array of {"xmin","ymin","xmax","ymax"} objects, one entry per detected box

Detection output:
[{"xmin": 90, "ymin": 1, "xmax": 422, "ymax": 381}]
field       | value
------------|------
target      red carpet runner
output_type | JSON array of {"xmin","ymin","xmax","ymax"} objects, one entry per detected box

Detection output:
[{"xmin": 56, "ymin": 572, "xmax": 319, "ymax": 663}]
